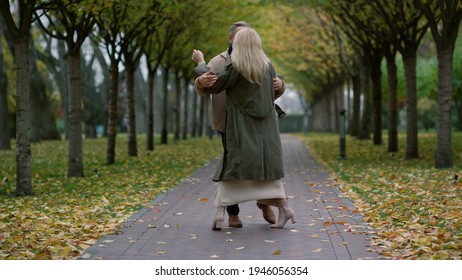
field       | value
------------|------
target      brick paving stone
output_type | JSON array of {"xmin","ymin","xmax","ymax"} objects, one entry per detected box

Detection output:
[{"xmin": 80, "ymin": 135, "xmax": 379, "ymax": 260}]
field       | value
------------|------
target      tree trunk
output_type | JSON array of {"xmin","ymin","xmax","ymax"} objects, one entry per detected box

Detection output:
[
  {"xmin": 135, "ymin": 66, "xmax": 147, "ymax": 135},
  {"xmin": 14, "ymin": 38, "xmax": 33, "ymax": 195},
  {"xmin": 345, "ymin": 78, "xmax": 351, "ymax": 132},
  {"xmin": 358, "ymin": 62, "xmax": 371, "ymax": 139},
  {"xmin": 435, "ymin": 47, "xmax": 454, "ymax": 168},
  {"xmin": 147, "ymin": 67, "xmax": 155, "ymax": 150},
  {"xmin": 0, "ymin": 35, "xmax": 10, "ymax": 150},
  {"xmin": 415, "ymin": 0, "xmax": 462, "ymax": 166},
  {"xmin": 403, "ymin": 55, "xmax": 419, "ymax": 159},
  {"xmin": 385, "ymin": 49, "xmax": 398, "ymax": 152},
  {"xmin": 199, "ymin": 95, "xmax": 205, "ymax": 137},
  {"xmin": 182, "ymin": 77, "xmax": 189, "ymax": 140},
  {"xmin": 106, "ymin": 59, "xmax": 119, "ymax": 165},
  {"xmin": 67, "ymin": 51, "xmax": 84, "ymax": 177},
  {"xmin": 350, "ymin": 74, "xmax": 361, "ymax": 137},
  {"xmin": 191, "ymin": 92, "xmax": 198, "ymax": 138},
  {"xmin": 161, "ymin": 67, "xmax": 169, "ymax": 144},
  {"xmin": 371, "ymin": 53, "xmax": 383, "ymax": 145},
  {"xmin": 173, "ymin": 72, "xmax": 181, "ymax": 141},
  {"xmin": 126, "ymin": 61, "xmax": 137, "ymax": 156},
  {"xmin": 334, "ymin": 86, "xmax": 340, "ymax": 132}
]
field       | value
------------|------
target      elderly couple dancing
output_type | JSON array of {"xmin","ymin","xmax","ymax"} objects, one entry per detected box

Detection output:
[{"xmin": 192, "ymin": 21, "xmax": 296, "ymax": 230}]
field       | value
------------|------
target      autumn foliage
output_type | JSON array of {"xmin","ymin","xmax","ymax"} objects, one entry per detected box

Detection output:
[
  {"xmin": 0, "ymin": 136, "xmax": 222, "ymax": 259},
  {"xmin": 299, "ymin": 132, "xmax": 462, "ymax": 259}
]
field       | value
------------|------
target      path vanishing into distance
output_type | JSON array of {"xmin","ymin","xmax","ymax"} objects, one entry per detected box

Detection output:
[{"xmin": 81, "ymin": 135, "xmax": 379, "ymax": 260}]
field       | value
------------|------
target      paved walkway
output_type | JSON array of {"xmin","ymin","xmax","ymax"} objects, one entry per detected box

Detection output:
[{"xmin": 81, "ymin": 135, "xmax": 379, "ymax": 260}]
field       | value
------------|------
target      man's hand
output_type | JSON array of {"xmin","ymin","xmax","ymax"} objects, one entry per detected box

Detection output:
[
  {"xmin": 273, "ymin": 77, "xmax": 284, "ymax": 91},
  {"xmin": 192, "ymin": 49, "xmax": 205, "ymax": 64},
  {"xmin": 198, "ymin": 71, "xmax": 218, "ymax": 88}
]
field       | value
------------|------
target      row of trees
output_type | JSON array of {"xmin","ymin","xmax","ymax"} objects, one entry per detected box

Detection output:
[
  {"xmin": 1, "ymin": 1, "xmax": 461, "ymax": 197},
  {"xmin": 267, "ymin": 0, "xmax": 461, "ymax": 169},
  {"xmin": 0, "ymin": 0, "xmax": 255, "ymax": 196}
]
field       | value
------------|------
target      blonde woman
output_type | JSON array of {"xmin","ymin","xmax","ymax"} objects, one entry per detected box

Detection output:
[
  {"xmin": 192, "ymin": 21, "xmax": 282, "ymax": 229},
  {"xmin": 196, "ymin": 28, "xmax": 296, "ymax": 230}
]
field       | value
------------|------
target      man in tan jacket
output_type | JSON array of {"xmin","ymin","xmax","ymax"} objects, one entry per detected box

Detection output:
[{"xmin": 192, "ymin": 21, "xmax": 286, "ymax": 228}]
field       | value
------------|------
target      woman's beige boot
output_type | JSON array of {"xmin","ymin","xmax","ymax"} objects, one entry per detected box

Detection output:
[
  {"xmin": 270, "ymin": 199, "xmax": 296, "ymax": 228},
  {"xmin": 212, "ymin": 206, "xmax": 226, "ymax": 230}
]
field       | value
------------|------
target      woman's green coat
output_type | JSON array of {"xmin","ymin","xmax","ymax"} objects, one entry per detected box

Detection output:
[{"xmin": 194, "ymin": 62, "xmax": 284, "ymax": 182}]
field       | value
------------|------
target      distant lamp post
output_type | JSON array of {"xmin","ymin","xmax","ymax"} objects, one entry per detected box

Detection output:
[{"xmin": 339, "ymin": 109, "xmax": 346, "ymax": 159}]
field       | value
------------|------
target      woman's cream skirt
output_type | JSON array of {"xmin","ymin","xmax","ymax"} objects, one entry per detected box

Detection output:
[{"xmin": 213, "ymin": 179, "xmax": 286, "ymax": 206}]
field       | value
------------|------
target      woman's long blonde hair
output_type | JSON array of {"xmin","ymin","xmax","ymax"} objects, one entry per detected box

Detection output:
[{"xmin": 230, "ymin": 28, "xmax": 270, "ymax": 84}]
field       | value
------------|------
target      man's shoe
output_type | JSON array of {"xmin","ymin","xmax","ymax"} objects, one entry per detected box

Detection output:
[
  {"xmin": 257, "ymin": 203, "xmax": 276, "ymax": 224},
  {"xmin": 228, "ymin": 215, "xmax": 243, "ymax": 228}
]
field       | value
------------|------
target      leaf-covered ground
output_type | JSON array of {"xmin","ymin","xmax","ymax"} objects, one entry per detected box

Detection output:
[
  {"xmin": 0, "ymin": 135, "xmax": 222, "ymax": 260},
  {"xmin": 299, "ymin": 132, "xmax": 462, "ymax": 259}
]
